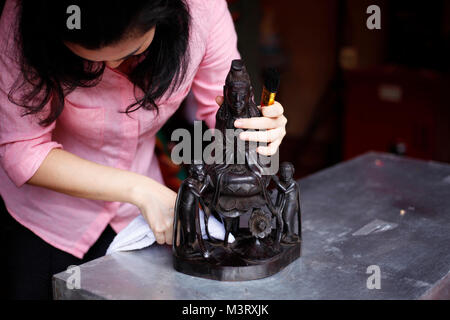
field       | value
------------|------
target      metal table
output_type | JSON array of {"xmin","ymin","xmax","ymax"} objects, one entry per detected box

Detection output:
[{"xmin": 53, "ymin": 152, "xmax": 450, "ymax": 299}]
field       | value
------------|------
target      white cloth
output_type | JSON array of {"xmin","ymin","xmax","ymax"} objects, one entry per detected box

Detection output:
[{"xmin": 106, "ymin": 209, "xmax": 235, "ymax": 254}]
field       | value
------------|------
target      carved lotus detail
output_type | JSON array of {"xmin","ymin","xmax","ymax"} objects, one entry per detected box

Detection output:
[{"xmin": 249, "ymin": 210, "xmax": 272, "ymax": 239}]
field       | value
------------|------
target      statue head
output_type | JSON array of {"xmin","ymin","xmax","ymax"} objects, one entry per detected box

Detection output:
[
  {"xmin": 224, "ymin": 60, "xmax": 252, "ymax": 117},
  {"xmin": 279, "ymin": 162, "xmax": 295, "ymax": 182},
  {"xmin": 188, "ymin": 163, "xmax": 206, "ymax": 182}
]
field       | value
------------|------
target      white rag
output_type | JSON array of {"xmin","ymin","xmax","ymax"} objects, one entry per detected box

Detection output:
[{"xmin": 106, "ymin": 209, "xmax": 235, "ymax": 255}]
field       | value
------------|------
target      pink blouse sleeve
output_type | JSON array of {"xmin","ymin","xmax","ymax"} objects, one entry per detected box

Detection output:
[
  {"xmin": 0, "ymin": 0, "xmax": 62, "ymax": 187},
  {"xmin": 191, "ymin": 0, "xmax": 241, "ymax": 129}
]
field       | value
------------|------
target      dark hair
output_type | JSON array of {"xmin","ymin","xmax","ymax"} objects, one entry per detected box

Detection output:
[{"xmin": 9, "ymin": 0, "xmax": 191, "ymax": 126}]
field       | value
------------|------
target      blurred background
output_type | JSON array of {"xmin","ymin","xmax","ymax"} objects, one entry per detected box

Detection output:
[
  {"xmin": 160, "ymin": 0, "xmax": 450, "ymax": 187},
  {"xmin": 232, "ymin": 0, "xmax": 450, "ymax": 178}
]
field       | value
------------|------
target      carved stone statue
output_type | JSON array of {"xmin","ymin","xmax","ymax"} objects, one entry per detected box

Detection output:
[
  {"xmin": 273, "ymin": 162, "xmax": 302, "ymax": 244},
  {"xmin": 172, "ymin": 60, "xmax": 302, "ymax": 281},
  {"xmin": 173, "ymin": 164, "xmax": 209, "ymax": 258}
]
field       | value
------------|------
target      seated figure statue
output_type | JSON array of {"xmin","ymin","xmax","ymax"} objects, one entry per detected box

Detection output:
[
  {"xmin": 203, "ymin": 60, "xmax": 280, "ymax": 247},
  {"xmin": 172, "ymin": 60, "xmax": 301, "ymax": 281}
]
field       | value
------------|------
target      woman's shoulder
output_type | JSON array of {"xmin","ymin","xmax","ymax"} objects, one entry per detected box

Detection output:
[
  {"xmin": 183, "ymin": 0, "xmax": 225, "ymax": 77},
  {"xmin": 0, "ymin": 0, "xmax": 19, "ymax": 38},
  {"xmin": 0, "ymin": 0, "xmax": 22, "ymax": 80},
  {"xmin": 0, "ymin": 0, "xmax": 22, "ymax": 63},
  {"xmin": 185, "ymin": 0, "xmax": 221, "ymax": 15},
  {"xmin": 185, "ymin": 0, "xmax": 233, "ymax": 57},
  {"xmin": 185, "ymin": 0, "xmax": 227, "ymax": 32}
]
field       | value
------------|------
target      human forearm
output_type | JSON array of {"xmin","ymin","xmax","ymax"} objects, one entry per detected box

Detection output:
[
  {"xmin": 27, "ymin": 148, "xmax": 171, "ymax": 209},
  {"xmin": 27, "ymin": 148, "xmax": 176, "ymax": 244}
]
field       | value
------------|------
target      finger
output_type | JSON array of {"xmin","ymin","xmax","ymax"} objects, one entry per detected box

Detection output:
[
  {"xmin": 261, "ymin": 101, "xmax": 284, "ymax": 118},
  {"xmin": 166, "ymin": 207, "xmax": 175, "ymax": 220},
  {"xmin": 165, "ymin": 227, "xmax": 173, "ymax": 245},
  {"xmin": 239, "ymin": 127, "xmax": 286, "ymax": 143},
  {"xmin": 234, "ymin": 115, "xmax": 287, "ymax": 130},
  {"xmin": 164, "ymin": 218, "xmax": 173, "ymax": 245},
  {"xmin": 154, "ymin": 231, "xmax": 166, "ymax": 245},
  {"xmin": 215, "ymin": 96, "xmax": 224, "ymax": 106},
  {"xmin": 257, "ymin": 138, "xmax": 282, "ymax": 156}
]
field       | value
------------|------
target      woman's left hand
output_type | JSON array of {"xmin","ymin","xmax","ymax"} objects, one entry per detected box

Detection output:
[{"xmin": 215, "ymin": 96, "xmax": 287, "ymax": 156}]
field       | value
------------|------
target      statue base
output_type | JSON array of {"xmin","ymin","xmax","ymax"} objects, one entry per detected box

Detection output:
[{"xmin": 173, "ymin": 229, "xmax": 301, "ymax": 281}]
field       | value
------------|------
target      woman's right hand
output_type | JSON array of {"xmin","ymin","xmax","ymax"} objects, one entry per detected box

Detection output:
[{"xmin": 131, "ymin": 177, "xmax": 177, "ymax": 245}]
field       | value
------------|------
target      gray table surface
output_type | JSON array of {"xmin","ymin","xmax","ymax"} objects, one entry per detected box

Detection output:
[{"xmin": 53, "ymin": 152, "xmax": 450, "ymax": 300}]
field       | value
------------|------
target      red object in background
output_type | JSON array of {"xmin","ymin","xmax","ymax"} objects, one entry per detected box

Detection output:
[
  {"xmin": 343, "ymin": 66, "xmax": 450, "ymax": 162},
  {"xmin": 155, "ymin": 136, "xmax": 183, "ymax": 192}
]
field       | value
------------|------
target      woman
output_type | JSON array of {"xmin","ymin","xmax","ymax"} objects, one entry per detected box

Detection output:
[{"xmin": 0, "ymin": 0, "xmax": 287, "ymax": 299}]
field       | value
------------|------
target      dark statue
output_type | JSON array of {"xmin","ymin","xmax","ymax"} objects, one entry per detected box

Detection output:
[
  {"xmin": 173, "ymin": 164, "xmax": 209, "ymax": 258},
  {"xmin": 172, "ymin": 60, "xmax": 302, "ymax": 281},
  {"xmin": 274, "ymin": 162, "xmax": 301, "ymax": 244}
]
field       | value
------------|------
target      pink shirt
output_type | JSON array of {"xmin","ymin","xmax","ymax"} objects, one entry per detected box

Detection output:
[{"xmin": 0, "ymin": 0, "xmax": 240, "ymax": 258}]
